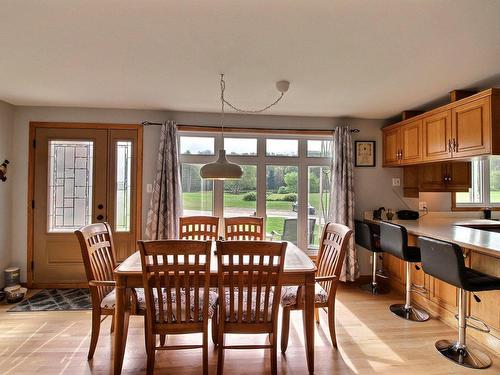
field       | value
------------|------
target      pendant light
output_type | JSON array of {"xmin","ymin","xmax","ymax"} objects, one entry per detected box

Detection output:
[{"xmin": 200, "ymin": 74, "xmax": 290, "ymax": 180}]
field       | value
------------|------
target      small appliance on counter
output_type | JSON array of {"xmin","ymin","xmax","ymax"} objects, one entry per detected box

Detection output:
[
  {"xmin": 373, "ymin": 207, "xmax": 385, "ymax": 220},
  {"xmin": 396, "ymin": 210, "xmax": 420, "ymax": 220}
]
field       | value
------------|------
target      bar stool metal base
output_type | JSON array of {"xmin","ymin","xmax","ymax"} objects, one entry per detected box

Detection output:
[
  {"xmin": 390, "ymin": 304, "xmax": 430, "ymax": 322},
  {"xmin": 359, "ymin": 282, "xmax": 389, "ymax": 295},
  {"xmin": 435, "ymin": 339, "xmax": 491, "ymax": 369}
]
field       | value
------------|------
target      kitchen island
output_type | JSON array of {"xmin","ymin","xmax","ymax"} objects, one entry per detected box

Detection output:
[{"xmin": 365, "ymin": 213, "xmax": 500, "ymax": 354}]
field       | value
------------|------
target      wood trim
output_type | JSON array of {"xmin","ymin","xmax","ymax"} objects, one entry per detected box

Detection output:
[
  {"xmin": 27, "ymin": 122, "xmax": 144, "ymax": 288},
  {"xmin": 451, "ymin": 193, "xmax": 500, "ymax": 211},
  {"xmin": 177, "ymin": 124, "xmax": 334, "ymax": 136},
  {"xmin": 30, "ymin": 122, "xmax": 142, "ymax": 130},
  {"xmin": 26, "ymin": 125, "xmax": 36, "ymax": 288},
  {"xmin": 136, "ymin": 126, "xmax": 143, "ymax": 243}
]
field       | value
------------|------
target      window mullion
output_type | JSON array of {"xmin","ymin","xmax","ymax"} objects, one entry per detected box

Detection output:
[{"xmin": 483, "ymin": 159, "xmax": 491, "ymax": 206}]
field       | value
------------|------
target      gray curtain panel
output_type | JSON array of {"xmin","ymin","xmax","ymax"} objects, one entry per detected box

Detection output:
[
  {"xmin": 145, "ymin": 121, "xmax": 183, "ymax": 240},
  {"xmin": 329, "ymin": 126, "xmax": 359, "ymax": 282}
]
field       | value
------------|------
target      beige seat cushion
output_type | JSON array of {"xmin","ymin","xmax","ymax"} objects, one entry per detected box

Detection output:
[
  {"xmin": 100, "ymin": 288, "xmax": 145, "ymax": 310},
  {"xmin": 100, "ymin": 289, "xmax": 116, "ymax": 309},
  {"xmin": 138, "ymin": 288, "xmax": 218, "ymax": 322},
  {"xmin": 280, "ymin": 283, "xmax": 328, "ymax": 307},
  {"xmin": 221, "ymin": 287, "xmax": 275, "ymax": 322}
]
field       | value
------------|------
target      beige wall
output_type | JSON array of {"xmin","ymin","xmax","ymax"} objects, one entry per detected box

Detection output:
[
  {"xmin": 8, "ymin": 105, "xmax": 410, "ymax": 281},
  {"xmin": 0, "ymin": 101, "xmax": 14, "ymax": 287}
]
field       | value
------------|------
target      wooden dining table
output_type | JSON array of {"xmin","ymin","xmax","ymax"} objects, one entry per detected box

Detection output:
[{"xmin": 112, "ymin": 241, "xmax": 317, "ymax": 374}]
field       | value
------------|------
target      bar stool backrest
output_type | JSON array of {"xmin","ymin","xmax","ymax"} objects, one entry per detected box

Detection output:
[
  {"xmin": 380, "ymin": 221, "xmax": 409, "ymax": 260},
  {"xmin": 418, "ymin": 236, "xmax": 466, "ymax": 289},
  {"xmin": 354, "ymin": 220, "xmax": 375, "ymax": 252}
]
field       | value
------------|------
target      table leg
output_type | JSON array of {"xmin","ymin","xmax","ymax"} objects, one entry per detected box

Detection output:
[
  {"xmin": 114, "ymin": 276, "xmax": 130, "ymax": 375},
  {"xmin": 302, "ymin": 272, "xmax": 315, "ymax": 374}
]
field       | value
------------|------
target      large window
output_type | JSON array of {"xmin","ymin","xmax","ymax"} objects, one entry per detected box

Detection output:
[
  {"xmin": 455, "ymin": 157, "xmax": 500, "ymax": 208},
  {"xmin": 179, "ymin": 132, "xmax": 332, "ymax": 253}
]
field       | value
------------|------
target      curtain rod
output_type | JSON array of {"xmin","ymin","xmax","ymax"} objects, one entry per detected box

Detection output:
[{"xmin": 141, "ymin": 121, "xmax": 360, "ymax": 133}]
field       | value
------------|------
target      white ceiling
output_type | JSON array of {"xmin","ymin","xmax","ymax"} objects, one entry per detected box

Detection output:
[{"xmin": 1, "ymin": 0, "xmax": 500, "ymax": 118}]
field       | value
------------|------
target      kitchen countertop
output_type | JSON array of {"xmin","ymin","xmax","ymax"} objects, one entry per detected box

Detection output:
[{"xmin": 365, "ymin": 214, "xmax": 500, "ymax": 258}]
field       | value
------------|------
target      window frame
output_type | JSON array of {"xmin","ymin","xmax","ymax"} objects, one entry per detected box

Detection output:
[
  {"xmin": 179, "ymin": 130, "xmax": 333, "ymax": 253},
  {"xmin": 453, "ymin": 158, "xmax": 500, "ymax": 211}
]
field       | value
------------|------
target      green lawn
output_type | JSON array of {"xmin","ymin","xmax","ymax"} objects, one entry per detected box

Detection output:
[
  {"xmin": 455, "ymin": 190, "xmax": 500, "ymax": 204},
  {"xmin": 182, "ymin": 191, "xmax": 329, "ymax": 211}
]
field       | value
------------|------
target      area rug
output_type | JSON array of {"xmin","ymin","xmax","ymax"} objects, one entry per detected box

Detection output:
[{"xmin": 7, "ymin": 288, "xmax": 91, "ymax": 312}]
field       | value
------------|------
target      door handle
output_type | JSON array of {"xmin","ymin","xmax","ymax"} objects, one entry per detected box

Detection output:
[{"xmin": 96, "ymin": 214, "xmax": 104, "ymax": 221}]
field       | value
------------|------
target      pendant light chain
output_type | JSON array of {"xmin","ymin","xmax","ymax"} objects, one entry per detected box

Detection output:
[
  {"xmin": 220, "ymin": 74, "xmax": 226, "ymax": 137},
  {"xmin": 201, "ymin": 74, "xmax": 288, "ymax": 180},
  {"xmin": 219, "ymin": 74, "xmax": 285, "ymax": 114}
]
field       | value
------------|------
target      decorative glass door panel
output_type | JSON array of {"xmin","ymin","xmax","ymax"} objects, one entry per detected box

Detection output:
[{"xmin": 32, "ymin": 126, "xmax": 140, "ymax": 285}]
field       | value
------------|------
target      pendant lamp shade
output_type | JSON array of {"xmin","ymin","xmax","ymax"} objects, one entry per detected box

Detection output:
[{"xmin": 200, "ymin": 149, "xmax": 243, "ymax": 180}]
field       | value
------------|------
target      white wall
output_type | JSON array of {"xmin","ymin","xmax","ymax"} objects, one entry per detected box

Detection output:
[
  {"xmin": 10, "ymin": 106, "xmax": 168, "ymax": 282},
  {"xmin": 9, "ymin": 105, "xmax": 407, "ymax": 281},
  {"xmin": 0, "ymin": 101, "xmax": 14, "ymax": 287}
]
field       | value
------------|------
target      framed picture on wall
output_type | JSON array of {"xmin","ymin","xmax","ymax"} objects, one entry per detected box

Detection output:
[{"xmin": 355, "ymin": 141, "xmax": 376, "ymax": 167}]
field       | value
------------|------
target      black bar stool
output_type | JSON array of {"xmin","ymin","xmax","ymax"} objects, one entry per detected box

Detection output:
[
  {"xmin": 355, "ymin": 220, "xmax": 388, "ymax": 294},
  {"xmin": 419, "ymin": 236, "xmax": 500, "ymax": 369},
  {"xmin": 379, "ymin": 221, "xmax": 430, "ymax": 322}
]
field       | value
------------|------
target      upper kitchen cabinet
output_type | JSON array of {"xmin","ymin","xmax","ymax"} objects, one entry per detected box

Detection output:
[
  {"xmin": 422, "ymin": 110, "xmax": 452, "ymax": 161},
  {"xmin": 382, "ymin": 89, "xmax": 500, "ymax": 167},
  {"xmin": 400, "ymin": 120, "xmax": 422, "ymax": 164},
  {"xmin": 382, "ymin": 119, "xmax": 422, "ymax": 166},
  {"xmin": 382, "ymin": 126, "xmax": 401, "ymax": 166},
  {"xmin": 451, "ymin": 96, "xmax": 491, "ymax": 158}
]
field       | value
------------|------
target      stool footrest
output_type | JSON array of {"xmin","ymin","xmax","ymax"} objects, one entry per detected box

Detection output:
[
  {"xmin": 410, "ymin": 283, "xmax": 429, "ymax": 296},
  {"xmin": 454, "ymin": 314, "xmax": 491, "ymax": 333}
]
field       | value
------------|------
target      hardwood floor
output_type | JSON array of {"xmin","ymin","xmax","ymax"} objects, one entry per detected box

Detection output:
[{"xmin": 0, "ymin": 284, "xmax": 498, "ymax": 374}]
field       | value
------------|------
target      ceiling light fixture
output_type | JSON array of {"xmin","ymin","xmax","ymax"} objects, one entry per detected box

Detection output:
[{"xmin": 200, "ymin": 74, "xmax": 290, "ymax": 180}]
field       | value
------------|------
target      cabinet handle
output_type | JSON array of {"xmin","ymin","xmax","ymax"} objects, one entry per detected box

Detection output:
[
  {"xmin": 400, "ymin": 149, "xmax": 403, "ymax": 160},
  {"xmin": 452, "ymin": 138, "xmax": 457, "ymax": 152},
  {"xmin": 448, "ymin": 139, "xmax": 452, "ymax": 153}
]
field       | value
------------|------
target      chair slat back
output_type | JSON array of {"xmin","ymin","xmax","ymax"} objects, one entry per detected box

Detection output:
[
  {"xmin": 75, "ymin": 222, "xmax": 117, "ymax": 303},
  {"xmin": 224, "ymin": 217, "xmax": 264, "ymax": 240},
  {"xmin": 216, "ymin": 240, "xmax": 286, "ymax": 324},
  {"xmin": 138, "ymin": 240, "xmax": 212, "ymax": 326},
  {"xmin": 316, "ymin": 222, "xmax": 353, "ymax": 297},
  {"xmin": 179, "ymin": 216, "xmax": 219, "ymax": 240}
]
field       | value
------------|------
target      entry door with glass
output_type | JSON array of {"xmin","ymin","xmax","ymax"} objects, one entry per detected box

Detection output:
[{"xmin": 31, "ymin": 125, "xmax": 141, "ymax": 286}]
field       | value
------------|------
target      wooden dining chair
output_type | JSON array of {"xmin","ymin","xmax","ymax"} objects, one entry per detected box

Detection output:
[
  {"xmin": 75, "ymin": 222, "xmax": 143, "ymax": 360},
  {"xmin": 179, "ymin": 215, "xmax": 219, "ymax": 240},
  {"xmin": 215, "ymin": 240, "xmax": 287, "ymax": 375},
  {"xmin": 137, "ymin": 239, "xmax": 217, "ymax": 375},
  {"xmin": 280, "ymin": 222, "xmax": 353, "ymax": 351},
  {"xmin": 224, "ymin": 216, "xmax": 264, "ymax": 240}
]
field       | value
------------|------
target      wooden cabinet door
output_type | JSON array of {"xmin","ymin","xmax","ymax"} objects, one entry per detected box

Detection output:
[
  {"xmin": 383, "ymin": 253, "xmax": 404, "ymax": 284},
  {"xmin": 418, "ymin": 163, "xmax": 447, "ymax": 191},
  {"xmin": 446, "ymin": 162, "xmax": 471, "ymax": 191},
  {"xmin": 429, "ymin": 276, "xmax": 458, "ymax": 313},
  {"xmin": 469, "ymin": 252, "xmax": 500, "ymax": 332},
  {"xmin": 452, "ymin": 97, "xmax": 491, "ymax": 158},
  {"xmin": 383, "ymin": 127, "xmax": 400, "ymax": 166},
  {"xmin": 422, "ymin": 110, "xmax": 452, "ymax": 161},
  {"xmin": 400, "ymin": 120, "xmax": 422, "ymax": 164}
]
